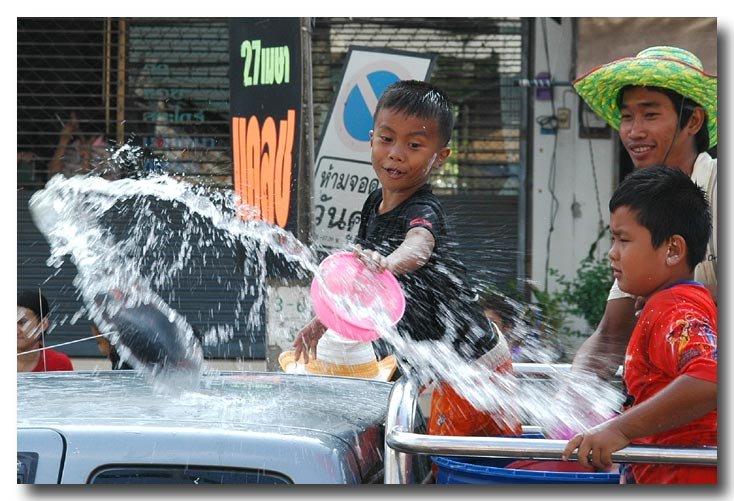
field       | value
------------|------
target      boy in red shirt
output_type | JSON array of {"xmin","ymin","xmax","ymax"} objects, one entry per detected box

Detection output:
[
  {"xmin": 562, "ymin": 166, "xmax": 716, "ymax": 484},
  {"xmin": 17, "ymin": 290, "xmax": 73, "ymax": 373}
]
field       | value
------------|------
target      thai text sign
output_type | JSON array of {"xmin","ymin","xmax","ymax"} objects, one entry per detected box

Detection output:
[
  {"xmin": 312, "ymin": 47, "xmax": 435, "ymax": 250},
  {"xmin": 229, "ymin": 18, "xmax": 302, "ymax": 233}
]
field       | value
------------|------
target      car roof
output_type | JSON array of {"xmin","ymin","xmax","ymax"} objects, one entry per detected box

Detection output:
[
  {"xmin": 18, "ymin": 371, "xmax": 394, "ymax": 483},
  {"xmin": 18, "ymin": 370, "xmax": 392, "ymax": 434}
]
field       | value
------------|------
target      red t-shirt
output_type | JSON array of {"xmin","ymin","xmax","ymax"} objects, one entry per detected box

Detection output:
[
  {"xmin": 31, "ymin": 349, "xmax": 73, "ymax": 372},
  {"xmin": 624, "ymin": 282, "xmax": 717, "ymax": 484}
]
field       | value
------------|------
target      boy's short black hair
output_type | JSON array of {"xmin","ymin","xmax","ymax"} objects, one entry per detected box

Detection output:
[
  {"xmin": 18, "ymin": 289, "xmax": 50, "ymax": 320},
  {"xmin": 609, "ymin": 166, "xmax": 711, "ymax": 270},
  {"xmin": 617, "ymin": 85, "xmax": 710, "ymax": 152},
  {"xmin": 478, "ymin": 290, "xmax": 516, "ymax": 330},
  {"xmin": 374, "ymin": 80, "xmax": 455, "ymax": 146}
]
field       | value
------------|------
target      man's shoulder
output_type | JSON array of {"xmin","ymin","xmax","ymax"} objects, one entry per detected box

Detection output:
[{"xmin": 692, "ymin": 152, "xmax": 717, "ymax": 184}]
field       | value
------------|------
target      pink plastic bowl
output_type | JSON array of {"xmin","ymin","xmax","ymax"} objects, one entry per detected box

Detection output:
[{"xmin": 310, "ymin": 251, "xmax": 406, "ymax": 342}]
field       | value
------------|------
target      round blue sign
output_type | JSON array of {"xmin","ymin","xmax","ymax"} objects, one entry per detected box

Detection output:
[{"xmin": 343, "ymin": 70, "xmax": 400, "ymax": 142}]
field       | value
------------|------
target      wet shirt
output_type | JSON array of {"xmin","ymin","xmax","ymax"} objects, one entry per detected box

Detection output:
[
  {"xmin": 355, "ymin": 185, "xmax": 497, "ymax": 361},
  {"xmin": 624, "ymin": 282, "xmax": 717, "ymax": 484}
]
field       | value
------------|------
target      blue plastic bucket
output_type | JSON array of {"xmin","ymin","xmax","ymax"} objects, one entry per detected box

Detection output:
[
  {"xmin": 464, "ymin": 432, "xmax": 545, "ymax": 468},
  {"xmin": 432, "ymin": 456, "xmax": 620, "ymax": 484},
  {"xmin": 432, "ymin": 433, "xmax": 620, "ymax": 484}
]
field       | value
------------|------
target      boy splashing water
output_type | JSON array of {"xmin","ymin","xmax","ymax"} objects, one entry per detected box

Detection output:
[
  {"xmin": 563, "ymin": 166, "xmax": 716, "ymax": 484},
  {"xmin": 295, "ymin": 80, "xmax": 520, "ymax": 437}
]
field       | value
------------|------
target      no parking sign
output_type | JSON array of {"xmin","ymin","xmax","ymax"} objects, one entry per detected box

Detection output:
[{"xmin": 312, "ymin": 47, "xmax": 436, "ymax": 250}]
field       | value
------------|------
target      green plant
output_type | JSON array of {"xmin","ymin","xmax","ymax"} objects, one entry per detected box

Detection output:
[{"xmin": 554, "ymin": 254, "xmax": 614, "ymax": 333}]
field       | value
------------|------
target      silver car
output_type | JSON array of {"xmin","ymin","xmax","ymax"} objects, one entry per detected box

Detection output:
[{"xmin": 17, "ymin": 371, "xmax": 430, "ymax": 484}]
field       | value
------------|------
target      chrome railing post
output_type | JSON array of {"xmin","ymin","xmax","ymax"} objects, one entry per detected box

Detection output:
[
  {"xmin": 384, "ymin": 376, "xmax": 421, "ymax": 484},
  {"xmin": 385, "ymin": 430, "xmax": 717, "ymax": 466}
]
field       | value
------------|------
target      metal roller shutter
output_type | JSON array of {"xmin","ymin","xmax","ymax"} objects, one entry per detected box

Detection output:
[{"xmin": 17, "ymin": 18, "xmax": 264, "ymax": 359}]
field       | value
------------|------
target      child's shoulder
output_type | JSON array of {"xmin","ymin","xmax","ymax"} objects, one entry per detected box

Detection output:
[
  {"xmin": 643, "ymin": 282, "xmax": 716, "ymax": 324},
  {"xmin": 403, "ymin": 185, "xmax": 444, "ymax": 211},
  {"xmin": 361, "ymin": 188, "xmax": 382, "ymax": 209},
  {"xmin": 648, "ymin": 282, "xmax": 713, "ymax": 305}
]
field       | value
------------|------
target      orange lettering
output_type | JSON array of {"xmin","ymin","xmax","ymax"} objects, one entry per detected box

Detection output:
[
  {"xmin": 245, "ymin": 116, "xmax": 261, "ymax": 215},
  {"xmin": 260, "ymin": 117, "xmax": 277, "ymax": 224},
  {"xmin": 232, "ymin": 116, "xmax": 242, "ymax": 201},
  {"xmin": 275, "ymin": 109, "xmax": 295, "ymax": 227},
  {"xmin": 231, "ymin": 110, "xmax": 296, "ymax": 228}
]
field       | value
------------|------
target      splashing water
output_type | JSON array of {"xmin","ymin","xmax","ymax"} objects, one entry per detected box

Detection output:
[
  {"xmin": 309, "ymin": 244, "xmax": 624, "ymax": 437},
  {"xmin": 317, "ymin": 266, "xmax": 625, "ymax": 437},
  {"xmin": 26, "ymin": 142, "xmax": 623, "ymax": 437},
  {"xmin": 29, "ymin": 167, "xmax": 318, "ymax": 385}
]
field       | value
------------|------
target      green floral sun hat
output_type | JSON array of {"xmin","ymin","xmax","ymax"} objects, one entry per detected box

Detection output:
[{"xmin": 573, "ymin": 46, "xmax": 717, "ymax": 147}]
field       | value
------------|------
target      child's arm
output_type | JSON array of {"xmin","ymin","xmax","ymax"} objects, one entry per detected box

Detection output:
[
  {"xmin": 355, "ymin": 227, "xmax": 435, "ymax": 276},
  {"xmin": 562, "ymin": 375, "xmax": 716, "ymax": 469}
]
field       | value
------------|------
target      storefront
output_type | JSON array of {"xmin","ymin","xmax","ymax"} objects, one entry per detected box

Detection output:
[{"xmin": 17, "ymin": 17, "xmax": 531, "ymax": 358}]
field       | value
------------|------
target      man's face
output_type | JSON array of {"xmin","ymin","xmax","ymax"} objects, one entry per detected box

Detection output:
[
  {"xmin": 608, "ymin": 206, "xmax": 670, "ymax": 297},
  {"xmin": 17, "ymin": 307, "xmax": 44, "ymax": 352},
  {"xmin": 619, "ymin": 87, "xmax": 692, "ymax": 169},
  {"xmin": 370, "ymin": 107, "xmax": 450, "ymax": 192}
]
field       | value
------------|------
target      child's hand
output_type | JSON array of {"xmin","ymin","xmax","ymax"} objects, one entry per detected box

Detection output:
[
  {"xmin": 561, "ymin": 420, "xmax": 630, "ymax": 470},
  {"xmin": 293, "ymin": 318, "xmax": 326, "ymax": 364},
  {"xmin": 354, "ymin": 244, "xmax": 392, "ymax": 273}
]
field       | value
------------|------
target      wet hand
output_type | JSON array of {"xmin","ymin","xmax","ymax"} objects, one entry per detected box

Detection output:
[
  {"xmin": 293, "ymin": 318, "xmax": 325, "ymax": 364},
  {"xmin": 561, "ymin": 421, "xmax": 630, "ymax": 470},
  {"xmin": 353, "ymin": 244, "xmax": 391, "ymax": 273}
]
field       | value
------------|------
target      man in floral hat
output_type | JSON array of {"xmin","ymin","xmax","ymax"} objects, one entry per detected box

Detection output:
[{"xmin": 571, "ymin": 46, "xmax": 717, "ymax": 379}]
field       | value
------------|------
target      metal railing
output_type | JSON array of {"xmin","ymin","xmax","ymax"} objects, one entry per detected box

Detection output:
[
  {"xmin": 512, "ymin": 362, "xmax": 624, "ymax": 377},
  {"xmin": 384, "ymin": 363, "xmax": 717, "ymax": 484}
]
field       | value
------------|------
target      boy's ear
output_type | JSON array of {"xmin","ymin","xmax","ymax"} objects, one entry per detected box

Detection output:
[
  {"xmin": 436, "ymin": 146, "xmax": 451, "ymax": 166},
  {"xmin": 368, "ymin": 129, "xmax": 374, "ymax": 147},
  {"xmin": 41, "ymin": 316, "xmax": 50, "ymax": 334},
  {"xmin": 665, "ymin": 235, "xmax": 688, "ymax": 267}
]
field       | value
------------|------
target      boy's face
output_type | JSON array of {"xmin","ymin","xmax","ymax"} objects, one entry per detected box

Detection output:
[
  {"xmin": 370, "ymin": 107, "xmax": 450, "ymax": 192},
  {"xmin": 608, "ymin": 206, "xmax": 671, "ymax": 297},
  {"xmin": 619, "ymin": 87, "xmax": 697, "ymax": 169},
  {"xmin": 17, "ymin": 307, "xmax": 45, "ymax": 352}
]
